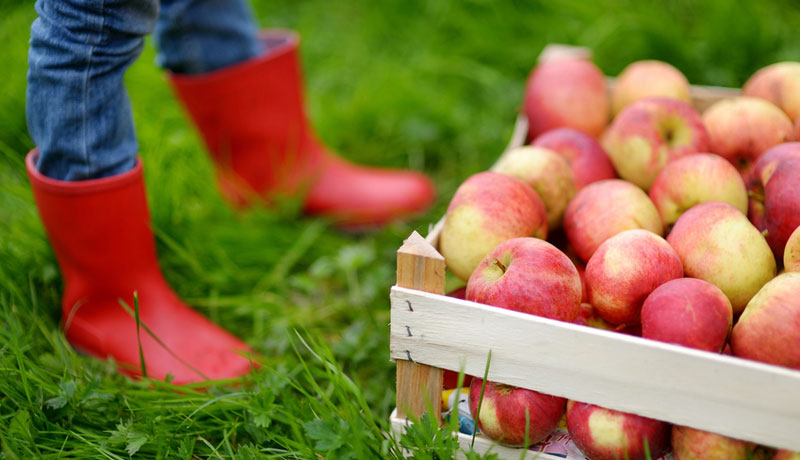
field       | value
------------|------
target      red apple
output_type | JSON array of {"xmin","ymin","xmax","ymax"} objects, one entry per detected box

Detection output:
[
  {"xmin": 566, "ymin": 401, "xmax": 670, "ymax": 460},
  {"xmin": 671, "ymin": 425, "xmax": 756, "ymax": 460},
  {"xmin": 743, "ymin": 62, "xmax": 800, "ymax": 122},
  {"xmin": 586, "ymin": 229, "xmax": 683, "ymax": 326},
  {"xmin": 731, "ymin": 272, "xmax": 800, "ymax": 370},
  {"xmin": 612, "ymin": 60, "xmax": 691, "ymax": 115},
  {"xmin": 785, "ymin": 226, "xmax": 800, "ymax": 272},
  {"xmin": 440, "ymin": 172, "xmax": 547, "ymax": 281},
  {"xmin": 493, "ymin": 146, "xmax": 577, "ymax": 228},
  {"xmin": 649, "ymin": 153, "xmax": 748, "ymax": 229},
  {"xmin": 641, "ymin": 278, "xmax": 732, "ymax": 352},
  {"xmin": 466, "ymin": 237, "xmax": 581, "ymax": 322},
  {"xmin": 667, "ymin": 202, "xmax": 776, "ymax": 314},
  {"xmin": 564, "ymin": 179, "xmax": 663, "ymax": 262},
  {"xmin": 702, "ymin": 97, "xmax": 794, "ymax": 175},
  {"xmin": 602, "ymin": 97, "xmax": 710, "ymax": 190},
  {"xmin": 573, "ymin": 303, "xmax": 617, "ymax": 331},
  {"xmin": 524, "ymin": 57, "xmax": 609, "ymax": 139},
  {"xmin": 469, "ymin": 379, "xmax": 566, "ymax": 447},
  {"xmin": 747, "ymin": 157, "xmax": 800, "ymax": 259},
  {"xmin": 774, "ymin": 449, "xmax": 800, "ymax": 460},
  {"xmin": 532, "ymin": 127, "xmax": 617, "ymax": 189}
]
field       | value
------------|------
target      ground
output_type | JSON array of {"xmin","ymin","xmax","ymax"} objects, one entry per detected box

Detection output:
[{"xmin": 1, "ymin": 1, "xmax": 799, "ymax": 458}]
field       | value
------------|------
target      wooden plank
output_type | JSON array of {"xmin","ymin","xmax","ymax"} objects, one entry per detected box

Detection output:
[
  {"xmin": 395, "ymin": 231, "xmax": 446, "ymax": 422},
  {"xmin": 389, "ymin": 286, "xmax": 800, "ymax": 451},
  {"xmin": 389, "ymin": 409, "xmax": 569, "ymax": 460}
]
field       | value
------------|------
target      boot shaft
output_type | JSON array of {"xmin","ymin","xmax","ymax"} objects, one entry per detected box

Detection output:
[{"xmin": 26, "ymin": 151, "xmax": 161, "ymax": 309}]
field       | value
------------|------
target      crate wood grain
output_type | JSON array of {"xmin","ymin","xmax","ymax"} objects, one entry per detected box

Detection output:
[{"xmin": 391, "ymin": 44, "xmax": 795, "ymax": 458}]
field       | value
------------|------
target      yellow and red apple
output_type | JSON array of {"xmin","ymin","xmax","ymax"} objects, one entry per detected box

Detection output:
[
  {"xmin": 602, "ymin": 97, "xmax": 710, "ymax": 190},
  {"xmin": 612, "ymin": 60, "xmax": 691, "ymax": 115},
  {"xmin": 532, "ymin": 127, "xmax": 617, "ymax": 189},
  {"xmin": 524, "ymin": 57, "xmax": 609, "ymax": 139},
  {"xmin": 566, "ymin": 401, "xmax": 670, "ymax": 460},
  {"xmin": 493, "ymin": 146, "xmax": 576, "ymax": 229},
  {"xmin": 469, "ymin": 379, "xmax": 566, "ymax": 447},
  {"xmin": 671, "ymin": 425, "xmax": 756, "ymax": 460},
  {"xmin": 440, "ymin": 172, "xmax": 548, "ymax": 281},
  {"xmin": 667, "ymin": 202, "xmax": 776, "ymax": 314},
  {"xmin": 731, "ymin": 272, "xmax": 800, "ymax": 370},
  {"xmin": 466, "ymin": 237, "xmax": 581, "ymax": 322},
  {"xmin": 649, "ymin": 153, "xmax": 748, "ymax": 230},
  {"xmin": 564, "ymin": 179, "xmax": 663, "ymax": 262}
]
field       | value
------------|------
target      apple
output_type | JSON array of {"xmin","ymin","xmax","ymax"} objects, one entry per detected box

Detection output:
[
  {"xmin": 564, "ymin": 179, "xmax": 663, "ymax": 262},
  {"xmin": 649, "ymin": 153, "xmax": 748, "ymax": 230},
  {"xmin": 731, "ymin": 272, "xmax": 800, "ymax": 370},
  {"xmin": 493, "ymin": 146, "xmax": 577, "ymax": 228},
  {"xmin": 671, "ymin": 425, "xmax": 756, "ymax": 460},
  {"xmin": 702, "ymin": 97, "xmax": 794, "ymax": 175},
  {"xmin": 774, "ymin": 450, "xmax": 800, "ymax": 460},
  {"xmin": 785, "ymin": 226, "xmax": 800, "ymax": 272},
  {"xmin": 573, "ymin": 303, "xmax": 616, "ymax": 331},
  {"xmin": 612, "ymin": 60, "xmax": 691, "ymax": 115},
  {"xmin": 469, "ymin": 379, "xmax": 566, "ymax": 447},
  {"xmin": 667, "ymin": 201, "xmax": 776, "ymax": 314},
  {"xmin": 532, "ymin": 127, "xmax": 617, "ymax": 189},
  {"xmin": 602, "ymin": 97, "xmax": 710, "ymax": 190},
  {"xmin": 743, "ymin": 62, "xmax": 800, "ymax": 122},
  {"xmin": 747, "ymin": 156, "xmax": 800, "ymax": 259},
  {"xmin": 746, "ymin": 143, "xmax": 800, "ymax": 232},
  {"xmin": 585, "ymin": 229, "xmax": 683, "ymax": 326},
  {"xmin": 524, "ymin": 57, "xmax": 609, "ymax": 139},
  {"xmin": 641, "ymin": 278, "xmax": 732, "ymax": 352},
  {"xmin": 440, "ymin": 172, "xmax": 548, "ymax": 281},
  {"xmin": 566, "ymin": 401, "xmax": 670, "ymax": 460},
  {"xmin": 466, "ymin": 237, "xmax": 581, "ymax": 322}
]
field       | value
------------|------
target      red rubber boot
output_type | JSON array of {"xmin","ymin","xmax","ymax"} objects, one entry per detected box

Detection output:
[
  {"xmin": 169, "ymin": 30, "xmax": 435, "ymax": 227},
  {"xmin": 27, "ymin": 151, "xmax": 253, "ymax": 384}
]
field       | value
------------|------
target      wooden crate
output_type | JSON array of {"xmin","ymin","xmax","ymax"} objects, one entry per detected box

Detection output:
[{"xmin": 389, "ymin": 45, "xmax": 800, "ymax": 459}]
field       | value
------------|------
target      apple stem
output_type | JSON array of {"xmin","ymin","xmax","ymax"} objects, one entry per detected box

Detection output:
[{"xmin": 493, "ymin": 258, "xmax": 507, "ymax": 274}]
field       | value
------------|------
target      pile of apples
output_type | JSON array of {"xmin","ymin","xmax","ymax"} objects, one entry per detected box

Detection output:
[{"xmin": 438, "ymin": 54, "xmax": 800, "ymax": 460}]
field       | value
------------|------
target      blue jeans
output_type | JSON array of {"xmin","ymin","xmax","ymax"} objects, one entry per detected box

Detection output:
[{"xmin": 27, "ymin": 0, "xmax": 263, "ymax": 181}]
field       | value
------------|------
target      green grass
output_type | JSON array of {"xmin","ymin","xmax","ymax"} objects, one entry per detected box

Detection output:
[{"xmin": 2, "ymin": 0, "xmax": 799, "ymax": 458}]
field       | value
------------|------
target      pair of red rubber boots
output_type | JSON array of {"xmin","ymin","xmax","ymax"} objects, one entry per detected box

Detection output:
[{"xmin": 26, "ymin": 30, "xmax": 434, "ymax": 384}]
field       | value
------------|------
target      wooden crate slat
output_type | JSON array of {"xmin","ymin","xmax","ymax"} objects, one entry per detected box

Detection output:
[{"xmin": 390, "ymin": 286, "xmax": 800, "ymax": 451}]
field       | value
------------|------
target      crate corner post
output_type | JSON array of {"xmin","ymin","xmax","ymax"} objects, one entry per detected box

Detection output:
[{"xmin": 394, "ymin": 230, "xmax": 446, "ymax": 422}]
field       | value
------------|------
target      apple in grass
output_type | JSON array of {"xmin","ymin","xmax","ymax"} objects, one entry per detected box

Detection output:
[
  {"xmin": 743, "ymin": 62, "xmax": 800, "ymax": 123},
  {"xmin": 585, "ymin": 229, "xmax": 683, "ymax": 326},
  {"xmin": 493, "ymin": 146, "xmax": 576, "ymax": 229},
  {"xmin": 649, "ymin": 153, "xmax": 748, "ymax": 230},
  {"xmin": 667, "ymin": 202, "xmax": 776, "ymax": 314},
  {"xmin": 466, "ymin": 237, "xmax": 581, "ymax": 322},
  {"xmin": 564, "ymin": 179, "xmax": 663, "ymax": 263},
  {"xmin": 702, "ymin": 97, "xmax": 794, "ymax": 175},
  {"xmin": 532, "ymin": 128, "xmax": 617, "ymax": 189},
  {"xmin": 440, "ymin": 172, "xmax": 547, "ymax": 281},
  {"xmin": 641, "ymin": 278, "xmax": 732, "ymax": 352},
  {"xmin": 469, "ymin": 379, "xmax": 566, "ymax": 447},
  {"xmin": 731, "ymin": 272, "xmax": 800, "ymax": 370},
  {"xmin": 566, "ymin": 401, "xmax": 670, "ymax": 460},
  {"xmin": 611, "ymin": 60, "xmax": 691, "ymax": 115},
  {"xmin": 671, "ymin": 425, "xmax": 757, "ymax": 460},
  {"xmin": 524, "ymin": 57, "xmax": 609, "ymax": 139},
  {"xmin": 785, "ymin": 226, "xmax": 800, "ymax": 272},
  {"xmin": 602, "ymin": 97, "xmax": 710, "ymax": 190}
]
